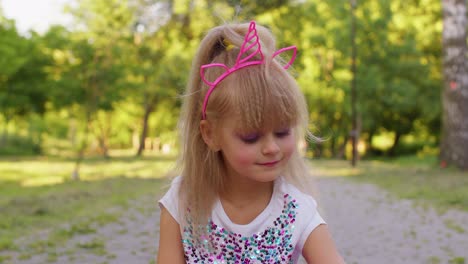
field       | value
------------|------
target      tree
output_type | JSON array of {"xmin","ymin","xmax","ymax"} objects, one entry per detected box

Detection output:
[
  {"xmin": 267, "ymin": 0, "xmax": 442, "ymax": 158},
  {"xmin": 131, "ymin": 0, "xmax": 212, "ymax": 156},
  {"xmin": 0, "ymin": 19, "xmax": 51, "ymax": 146},
  {"xmin": 0, "ymin": 19, "xmax": 28, "ymax": 144},
  {"xmin": 440, "ymin": 0, "xmax": 468, "ymax": 170},
  {"xmin": 131, "ymin": 0, "xmax": 177, "ymax": 156},
  {"xmin": 48, "ymin": 0, "xmax": 134, "ymax": 178}
]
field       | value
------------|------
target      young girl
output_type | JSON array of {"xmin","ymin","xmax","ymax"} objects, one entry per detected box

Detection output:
[{"xmin": 157, "ymin": 21, "xmax": 344, "ymax": 264}]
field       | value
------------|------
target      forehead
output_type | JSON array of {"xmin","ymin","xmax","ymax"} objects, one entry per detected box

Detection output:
[
  {"xmin": 204, "ymin": 59, "xmax": 302, "ymax": 133},
  {"xmin": 219, "ymin": 114, "xmax": 292, "ymax": 134},
  {"xmin": 229, "ymin": 67, "xmax": 299, "ymax": 129}
]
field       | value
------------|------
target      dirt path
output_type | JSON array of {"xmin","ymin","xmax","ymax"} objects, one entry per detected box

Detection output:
[
  {"xmin": 3, "ymin": 195, "xmax": 161, "ymax": 264},
  {"xmin": 4, "ymin": 178, "xmax": 468, "ymax": 264},
  {"xmin": 318, "ymin": 178, "xmax": 468, "ymax": 264}
]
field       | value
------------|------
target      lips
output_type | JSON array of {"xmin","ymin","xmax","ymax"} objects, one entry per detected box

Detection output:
[{"xmin": 257, "ymin": 160, "xmax": 280, "ymax": 167}]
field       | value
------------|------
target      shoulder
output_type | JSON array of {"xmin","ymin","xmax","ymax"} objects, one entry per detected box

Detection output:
[
  {"xmin": 164, "ymin": 175, "xmax": 183, "ymax": 193},
  {"xmin": 159, "ymin": 176, "xmax": 183, "ymax": 224},
  {"xmin": 161, "ymin": 175, "xmax": 183, "ymax": 199},
  {"xmin": 277, "ymin": 177, "xmax": 319, "ymax": 211},
  {"xmin": 276, "ymin": 177, "xmax": 326, "ymax": 251},
  {"xmin": 169, "ymin": 175, "xmax": 183, "ymax": 185}
]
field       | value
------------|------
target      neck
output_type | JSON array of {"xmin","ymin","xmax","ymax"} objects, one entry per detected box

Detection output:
[{"xmin": 220, "ymin": 175, "xmax": 274, "ymax": 208}]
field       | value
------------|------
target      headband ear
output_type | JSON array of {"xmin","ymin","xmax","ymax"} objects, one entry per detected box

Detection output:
[
  {"xmin": 272, "ymin": 46, "xmax": 297, "ymax": 69},
  {"xmin": 200, "ymin": 63, "xmax": 230, "ymax": 86},
  {"xmin": 237, "ymin": 21, "xmax": 264, "ymax": 65}
]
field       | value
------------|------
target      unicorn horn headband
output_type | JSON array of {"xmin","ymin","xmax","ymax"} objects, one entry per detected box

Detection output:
[{"xmin": 200, "ymin": 21, "xmax": 297, "ymax": 120}]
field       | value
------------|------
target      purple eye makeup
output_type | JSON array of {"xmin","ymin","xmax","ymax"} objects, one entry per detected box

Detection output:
[{"xmin": 237, "ymin": 128, "xmax": 291, "ymax": 144}]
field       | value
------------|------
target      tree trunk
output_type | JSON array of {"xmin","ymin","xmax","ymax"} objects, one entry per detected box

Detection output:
[
  {"xmin": 96, "ymin": 113, "xmax": 111, "ymax": 158},
  {"xmin": 97, "ymin": 136, "xmax": 109, "ymax": 158},
  {"xmin": 336, "ymin": 138, "xmax": 348, "ymax": 159},
  {"xmin": 136, "ymin": 99, "xmax": 155, "ymax": 156},
  {"xmin": 389, "ymin": 132, "xmax": 401, "ymax": 157},
  {"xmin": 441, "ymin": 0, "xmax": 468, "ymax": 170},
  {"xmin": 367, "ymin": 130, "xmax": 375, "ymax": 154},
  {"xmin": 72, "ymin": 108, "xmax": 92, "ymax": 181},
  {"xmin": 0, "ymin": 116, "xmax": 10, "ymax": 147},
  {"xmin": 314, "ymin": 142, "xmax": 323, "ymax": 158},
  {"xmin": 350, "ymin": 0, "xmax": 358, "ymax": 167},
  {"xmin": 330, "ymin": 133, "xmax": 336, "ymax": 157}
]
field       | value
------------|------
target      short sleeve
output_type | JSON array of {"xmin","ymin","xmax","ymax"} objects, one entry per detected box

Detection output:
[
  {"xmin": 297, "ymin": 196, "xmax": 326, "ymax": 251},
  {"xmin": 158, "ymin": 176, "xmax": 182, "ymax": 224}
]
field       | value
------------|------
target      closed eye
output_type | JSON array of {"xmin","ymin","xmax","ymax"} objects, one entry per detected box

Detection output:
[
  {"xmin": 275, "ymin": 129, "xmax": 291, "ymax": 138},
  {"xmin": 240, "ymin": 133, "xmax": 260, "ymax": 144}
]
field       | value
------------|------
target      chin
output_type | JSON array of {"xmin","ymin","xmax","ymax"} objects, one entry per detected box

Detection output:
[{"xmin": 252, "ymin": 171, "xmax": 281, "ymax": 183}]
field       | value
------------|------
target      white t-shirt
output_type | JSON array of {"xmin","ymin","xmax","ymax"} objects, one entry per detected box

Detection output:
[{"xmin": 159, "ymin": 176, "xmax": 325, "ymax": 263}]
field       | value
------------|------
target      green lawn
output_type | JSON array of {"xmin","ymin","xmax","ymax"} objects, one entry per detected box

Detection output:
[
  {"xmin": 0, "ymin": 153, "xmax": 175, "ymax": 256},
  {"xmin": 1, "ymin": 153, "xmax": 467, "ymax": 261},
  {"xmin": 310, "ymin": 155, "xmax": 468, "ymax": 212}
]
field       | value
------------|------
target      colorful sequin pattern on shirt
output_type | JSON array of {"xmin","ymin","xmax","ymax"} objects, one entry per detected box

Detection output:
[{"xmin": 182, "ymin": 194, "xmax": 298, "ymax": 263}]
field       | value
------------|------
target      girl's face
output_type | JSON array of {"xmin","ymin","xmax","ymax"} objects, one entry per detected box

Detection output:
[{"xmin": 217, "ymin": 117, "xmax": 296, "ymax": 183}]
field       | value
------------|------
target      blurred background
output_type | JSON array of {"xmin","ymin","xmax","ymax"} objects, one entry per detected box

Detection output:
[
  {"xmin": 0, "ymin": 0, "xmax": 444, "ymax": 164},
  {"xmin": 1, "ymin": 0, "xmax": 468, "ymax": 263}
]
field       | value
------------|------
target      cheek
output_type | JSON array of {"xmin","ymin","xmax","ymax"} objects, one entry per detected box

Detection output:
[
  {"xmin": 230, "ymin": 146, "xmax": 257, "ymax": 165},
  {"xmin": 282, "ymin": 137, "xmax": 296, "ymax": 158}
]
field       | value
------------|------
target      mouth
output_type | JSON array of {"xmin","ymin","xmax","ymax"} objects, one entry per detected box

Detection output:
[{"xmin": 257, "ymin": 160, "xmax": 280, "ymax": 167}]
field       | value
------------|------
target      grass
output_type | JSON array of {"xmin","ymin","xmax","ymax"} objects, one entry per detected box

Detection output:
[
  {"xmin": 76, "ymin": 238, "xmax": 106, "ymax": 254},
  {"xmin": 0, "ymin": 153, "xmax": 175, "ymax": 258},
  {"xmin": 1, "ymin": 152, "xmax": 468, "ymax": 262},
  {"xmin": 310, "ymin": 155, "xmax": 468, "ymax": 212},
  {"xmin": 444, "ymin": 219, "xmax": 466, "ymax": 233},
  {"xmin": 0, "ymin": 153, "xmax": 175, "ymax": 186}
]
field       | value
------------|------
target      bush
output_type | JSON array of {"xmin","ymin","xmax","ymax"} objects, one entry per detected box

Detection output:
[
  {"xmin": 391, "ymin": 141, "xmax": 428, "ymax": 156},
  {"xmin": 0, "ymin": 134, "xmax": 42, "ymax": 156}
]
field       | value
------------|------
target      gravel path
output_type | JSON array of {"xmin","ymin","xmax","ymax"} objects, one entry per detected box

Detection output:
[
  {"xmin": 4, "ymin": 178, "xmax": 468, "ymax": 264},
  {"xmin": 318, "ymin": 178, "xmax": 468, "ymax": 264}
]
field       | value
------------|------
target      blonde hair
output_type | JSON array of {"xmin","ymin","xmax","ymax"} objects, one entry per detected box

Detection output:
[{"xmin": 176, "ymin": 21, "xmax": 317, "ymax": 237}]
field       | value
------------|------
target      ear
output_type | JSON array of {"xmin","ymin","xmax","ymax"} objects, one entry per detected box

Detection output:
[
  {"xmin": 272, "ymin": 46, "xmax": 297, "ymax": 69},
  {"xmin": 200, "ymin": 63, "xmax": 229, "ymax": 87},
  {"xmin": 200, "ymin": 120, "xmax": 220, "ymax": 151}
]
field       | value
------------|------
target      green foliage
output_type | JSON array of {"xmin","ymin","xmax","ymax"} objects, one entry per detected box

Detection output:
[
  {"xmin": 0, "ymin": 134, "xmax": 42, "ymax": 156},
  {"xmin": 226, "ymin": 0, "xmax": 291, "ymax": 18},
  {"xmin": 0, "ymin": 19, "xmax": 28, "ymax": 78},
  {"xmin": 0, "ymin": 0, "xmax": 445, "ymax": 158},
  {"xmin": 0, "ymin": 18, "xmax": 52, "ymax": 124},
  {"xmin": 259, "ymin": 0, "xmax": 442, "ymax": 157}
]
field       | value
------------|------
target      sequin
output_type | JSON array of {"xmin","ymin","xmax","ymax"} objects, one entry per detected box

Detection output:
[{"xmin": 182, "ymin": 193, "xmax": 298, "ymax": 263}]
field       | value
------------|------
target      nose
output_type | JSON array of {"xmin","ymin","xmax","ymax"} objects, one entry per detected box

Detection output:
[{"xmin": 262, "ymin": 135, "xmax": 280, "ymax": 155}]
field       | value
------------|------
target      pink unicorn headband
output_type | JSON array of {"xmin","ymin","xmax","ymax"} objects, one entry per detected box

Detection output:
[{"xmin": 200, "ymin": 21, "xmax": 297, "ymax": 120}]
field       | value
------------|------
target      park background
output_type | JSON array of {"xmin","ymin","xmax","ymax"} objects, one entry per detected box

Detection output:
[{"xmin": 1, "ymin": 0, "xmax": 467, "ymax": 263}]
